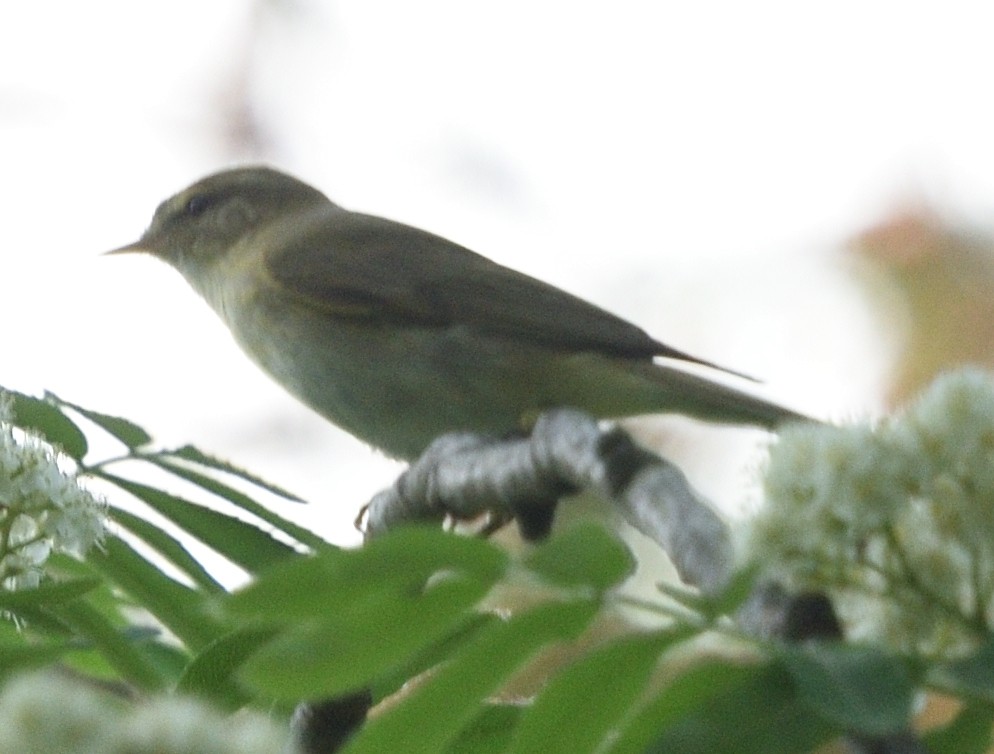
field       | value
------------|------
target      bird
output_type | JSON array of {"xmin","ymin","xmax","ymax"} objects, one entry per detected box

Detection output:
[{"xmin": 109, "ymin": 166, "xmax": 807, "ymax": 460}]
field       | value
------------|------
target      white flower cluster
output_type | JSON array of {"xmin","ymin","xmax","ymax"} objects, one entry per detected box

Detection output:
[
  {"xmin": 0, "ymin": 672, "xmax": 297, "ymax": 754},
  {"xmin": 0, "ymin": 391, "xmax": 106, "ymax": 590},
  {"xmin": 744, "ymin": 369, "xmax": 994, "ymax": 657}
]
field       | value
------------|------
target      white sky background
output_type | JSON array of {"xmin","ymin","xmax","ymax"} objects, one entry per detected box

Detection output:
[{"xmin": 3, "ymin": 1, "xmax": 994, "ymax": 547}]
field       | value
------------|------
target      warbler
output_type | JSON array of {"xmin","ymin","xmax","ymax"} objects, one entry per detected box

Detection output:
[{"xmin": 110, "ymin": 166, "xmax": 806, "ymax": 459}]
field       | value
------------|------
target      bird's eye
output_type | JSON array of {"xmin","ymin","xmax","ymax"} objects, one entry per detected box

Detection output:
[{"xmin": 185, "ymin": 195, "xmax": 213, "ymax": 216}]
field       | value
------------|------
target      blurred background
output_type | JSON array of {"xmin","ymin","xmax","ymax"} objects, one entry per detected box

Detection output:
[{"xmin": 4, "ymin": 0, "xmax": 994, "ymax": 547}]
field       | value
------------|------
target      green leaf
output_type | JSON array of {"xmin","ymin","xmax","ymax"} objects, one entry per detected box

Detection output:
[
  {"xmin": 700, "ymin": 564, "xmax": 761, "ymax": 618},
  {"xmin": 178, "ymin": 625, "xmax": 279, "ymax": 709},
  {"xmin": 510, "ymin": 630, "xmax": 687, "ymax": 754},
  {"xmin": 147, "ymin": 456, "xmax": 329, "ymax": 550},
  {"xmin": 608, "ymin": 660, "xmax": 748, "ymax": 753},
  {"xmin": 344, "ymin": 599, "xmax": 600, "ymax": 754},
  {"xmin": 923, "ymin": 701, "xmax": 994, "ymax": 754},
  {"xmin": 779, "ymin": 643, "xmax": 914, "ymax": 736},
  {"xmin": 371, "ymin": 612, "xmax": 500, "ymax": 704},
  {"xmin": 229, "ymin": 528, "xmax": 506, "ymax": 622},
  {"xmin": 446, "ymin": 705, "xmax": 523, "ymax": 754},
  {"xmin": 242, "ymin": 574, "xmax": 492, "ymax": 700},
  {"xmin": 108, "ymin": 505, "xmax": 225, "ymax": 594},
  {"xmin": 0, "ymin": 577, "xmax": 101, "ymax": 609},
  {"xmin": 625, "ymin": 662, "xmax": 834, "ymax": 754},
  {"xmin": 0, "ymin": 636, "xmax": 73, "ymax": 677},
  {"xmin": 0, "ymin": 588, "xmax": 146, "ymax": 690},
  {"xmin": 47, "ymin": 392, "xmax": 152, "ymax": 449},
  {"xmin": 232, "ymin": 530, "xmax": 508, "ymax": 701},
  {"xmin": 44, "ymin": 553, "xmax": 131, "ymax": 627},
  {"xmin": 524, "ymin": 523, "xmax": 635, "ymax": 591},
  {"xmin": 133, "ymin": 639, "xmax": 194, "ymax": 687},
  {"xmin": 4, "ymin": 388, "xmax": 88, "ymax": 459},
  {"xmin": 168, "ymin": 444, "xmax": 305, "ymax": 503},
  {"xmin": 45, "ymin": 596, "xmax": 170, "ymax": 690},
  {"xmin": 0, "ymin": 603, "xmax": 75, "ymax": 638},
  {"xmin": 99, "ymin": 473, "xmax": 300, "ymax": 573},
  {"xmin": 931, "ymin": 638, "xmax": 994, "ymax": 704},
  {"xmin": 86, "ymin": 535, "xmax": 224, "ymax": 651},
  {"xmin": 655, "ymin": 581, "xmax": 709, "ymax": 614}
]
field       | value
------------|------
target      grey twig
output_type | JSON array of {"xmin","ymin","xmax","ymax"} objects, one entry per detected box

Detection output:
[{"xmin": 360, "ymin": 408, "xmax": 732, "ymax": 593}]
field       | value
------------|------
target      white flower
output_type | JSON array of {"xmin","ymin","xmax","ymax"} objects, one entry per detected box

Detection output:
[
  {"xmin": 0, "ymin": 672, "xmax": 116, "ymax": 754},
  {"xmin": 0, "ymin": 672, "xmax": 297, "ymax": 754},
  {"xmin": 743, "ymin": 369, "xmax": 994, "ymax": 657},
  {"xmin": 113, "ymin": 696, "xmax": 295, "ymax": 754},
  {"xmin": 0, "ymin": 390, "xmax": 106, "ymax": 590}
]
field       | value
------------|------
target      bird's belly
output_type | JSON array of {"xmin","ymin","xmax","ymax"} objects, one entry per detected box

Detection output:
[{"xmin": 229, "ymin": 302, "xmax": 550, "ymax": 459}]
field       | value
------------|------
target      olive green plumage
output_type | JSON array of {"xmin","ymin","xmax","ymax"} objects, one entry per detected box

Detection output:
[{"xmin": 112, "ymin": 166, "xmax": 807, "ymax": 459}]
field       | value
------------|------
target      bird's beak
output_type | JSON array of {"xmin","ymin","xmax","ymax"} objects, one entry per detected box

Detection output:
[{"xmin": 103, "ymin": 240, "xmax": 150, "ymax": 256}]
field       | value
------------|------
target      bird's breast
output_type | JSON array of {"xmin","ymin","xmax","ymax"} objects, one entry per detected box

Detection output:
[{"xmin": 223, "ymin": 282, "xmax": 558, "ymax": 458}]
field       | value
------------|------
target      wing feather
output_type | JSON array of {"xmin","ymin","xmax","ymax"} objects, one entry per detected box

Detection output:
[{"xmin": 264, "ymin": 208, "xmax": 741, "ymax": 373}]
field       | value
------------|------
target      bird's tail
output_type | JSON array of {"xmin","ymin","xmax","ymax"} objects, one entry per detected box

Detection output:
[{"xmin": 554, "ymin": 354, "xmax": 812, "ymax": 429}]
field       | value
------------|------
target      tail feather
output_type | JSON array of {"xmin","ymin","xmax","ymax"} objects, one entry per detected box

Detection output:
[{"xmin": 557, "ymin": 354, "xmax": 811, "ymax": 429}]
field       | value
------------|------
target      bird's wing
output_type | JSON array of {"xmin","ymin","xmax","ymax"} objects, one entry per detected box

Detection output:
[{"xmin": 264, "ymin": 208, "xmax": 737, "ymax": 371}]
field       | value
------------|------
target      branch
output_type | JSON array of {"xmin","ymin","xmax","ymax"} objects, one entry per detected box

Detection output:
[{"xmin": 360, "ymin": 408, "xmax": 732, "ymax": 593}]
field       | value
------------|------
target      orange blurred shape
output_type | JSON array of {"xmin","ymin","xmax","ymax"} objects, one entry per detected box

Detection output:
[{"xmin": 850, "ymin": 204, "xmax": 994, "ymax": 408}]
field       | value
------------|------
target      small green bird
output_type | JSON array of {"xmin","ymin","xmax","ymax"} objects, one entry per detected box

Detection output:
[{"xmin": 111, "ymin": 166, "xmax": 806, "ymax": 459}]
